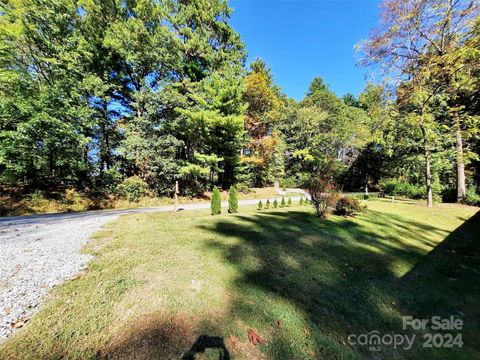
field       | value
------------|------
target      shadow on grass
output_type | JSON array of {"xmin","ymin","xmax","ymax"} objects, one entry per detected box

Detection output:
[
  {"xmin": 94, "ymin": 207, "xmax": 479, "ymax": 360},
  {"xmin": 182, "ymin": 336, "xmax": 230, "ymax": 360},
  {"xmin": 397, "ymin": 211, "xmax": 480, "ymax": 359},
  {"xmin": 199, "ymin": 208, "xmax": 480, "ymax": 359},
  {"xmin": 99, "ymin": 314, "xmax": 230, "ymax": 360}
]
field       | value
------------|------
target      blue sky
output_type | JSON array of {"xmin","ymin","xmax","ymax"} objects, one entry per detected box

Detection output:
[{"xmin": 229, "ymin": 0, "xmax": 382, "ymax": 100}]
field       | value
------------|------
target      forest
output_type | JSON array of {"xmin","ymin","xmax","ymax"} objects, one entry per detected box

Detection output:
[{"xmin": 0, "ymin": 0, "xmax": 479, "ymax": 209}]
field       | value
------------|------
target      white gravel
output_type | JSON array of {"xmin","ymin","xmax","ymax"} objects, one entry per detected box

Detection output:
[
  {"xmin": 0, "ymin": 196, "xmax": 302, "ymax": 342},
  {"xmin": 0, "ymin": 211, "xmax": 122, "ymax": 340}
]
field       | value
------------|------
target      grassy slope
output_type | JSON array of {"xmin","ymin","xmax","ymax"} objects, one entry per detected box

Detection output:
[{"xmin": 1, "ymin": 200, "xmax": 479, "ymax": 360}]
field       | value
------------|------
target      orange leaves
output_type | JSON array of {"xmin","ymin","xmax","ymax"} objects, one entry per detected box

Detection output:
[
  {"xmin": 244, "ymin": 69, "xmax": 283, "ymax": 138},
  {"xmin": 247, "ymin": 328, "xmax": 265, "ymax": 345},
  {"xmin": 242, "ymin": 131, "xmax": 283, "ymax": 170}
]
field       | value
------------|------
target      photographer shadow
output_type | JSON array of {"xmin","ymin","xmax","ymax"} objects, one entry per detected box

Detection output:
[{"xmin": 181, "ymin": 335, "xmax": 230, "ymax": 360}]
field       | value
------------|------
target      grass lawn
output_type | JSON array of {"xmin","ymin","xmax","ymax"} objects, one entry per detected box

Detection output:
[{"xmin": 1, "ymin": 199, "xmax": 479, "ymax": 359}]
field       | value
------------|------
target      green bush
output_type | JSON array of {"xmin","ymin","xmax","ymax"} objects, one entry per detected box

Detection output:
[
  {"xmin": 258, "ymin": 200, "xmax": 263, "ymax": 210},
  {"xmin": 211, "ymin": 186, "xmax": 221, "ymax": 215},
  {"xmin": 99, "ymin": 167, "xmax": 123, "ymax": 193},
  {"xmin": 236, "ymin": 183, "xmax": 251, "ymax": 194},
  {"xmin": 273, "ymin": 199, "xmax": 278, "ymax": 208},
  {"xmin": 441, "ymin": 187, "xmax": 457, "ymax": 203},
  {"xmin": 64, "ymin": 189, "xmax": 93, "ymax": 212},
  {"xmin": 280, "ymin": 177, "xmax": 299, "ymax": 189},
  {"xmin": 466, "ymin": 188, "xmax": 480, "ymax": 206},
  {"xmin": 266, "ymin": 199, "xmax": 271, "ymax": 209},
  {"xmin": 379, "ymin": 179, "xmax": 424, "ymax": 199},
  {"xmin": 228, "ymin": 186, "xmax": 238, "ymax": 214},
  {"xmin": 299, "ymin": 197, "xmax": 304, "ymax": 205},
  {"xmin": 28, "ymin": 190, "xmax": 45, "ymax": 203},
  {"xmin": 334, "ymin": 196, "xmax": 365, "ymax": 216},
  {"xmin": 441, "ymin": 187, "xmax": 480, "ymax": 206},
  {"xmin": 280, "ymin": 197, "xmax": 286, "ymax": 208},
  {"xmin": 287, "ymin": 197, "xmax": 292, "ymax": 207},
  {"xmin": 350, "ymin": 192, "xmax": 379, "ymax": 200},
  {"xmin": 116, "ymin": 176, "xmax": 149, "ymax": 202}
]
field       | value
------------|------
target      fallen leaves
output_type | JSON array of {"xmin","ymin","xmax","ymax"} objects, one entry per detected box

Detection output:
[
  {"xmin": 11, "ymin": 318, "xmax": 28, "ymax": 329},
  {"xmin": 247, "ymin": 328, "xmax": 264, "ymax": 345}
]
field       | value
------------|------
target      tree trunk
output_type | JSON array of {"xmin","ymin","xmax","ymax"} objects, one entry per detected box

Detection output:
[
  {"xmin": 454, "ymin": 114, "xmax": 466, "ymax": 203},
  {"xmin": 421, "ymin": 125, "xmax": 433, "ymax": 207},
  {"xmin": 424, "ymin": 147, "xmax": 433, "ymax": 207},
  {"xmin": 101, "ymin": 100, "xmax": 112, "ymax": 171}
]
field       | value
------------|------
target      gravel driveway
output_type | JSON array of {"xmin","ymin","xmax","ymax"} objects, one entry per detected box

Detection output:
[{"xmin": 0, "ymin": 198, "xmax": 298, "ymax": 341}]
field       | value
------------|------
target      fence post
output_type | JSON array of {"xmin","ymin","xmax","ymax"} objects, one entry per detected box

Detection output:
[{"xmin": 174, "ymin": 181, "xmax": 179, "ymax": 212}]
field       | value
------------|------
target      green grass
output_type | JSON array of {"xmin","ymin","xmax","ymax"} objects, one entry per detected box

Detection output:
[{"xmin": 1, "ymin": 199, "xmax": 479, "ymax": 359}]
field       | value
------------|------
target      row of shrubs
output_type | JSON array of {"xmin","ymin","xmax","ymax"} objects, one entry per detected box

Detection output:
[
  {"xmin": 379, "ymin": 179, "xmax": 480, "ymax": 206},
  {"xmin": 257, "ymin": 195, "xmax": 365, "ymax": 218},
  {"xmin": 257, "ymin": 196, "xmax": 302, "ymax": 210},
  {"xmin": 210, "ymin": 186, "xmax": 238, "ymax": 215}
]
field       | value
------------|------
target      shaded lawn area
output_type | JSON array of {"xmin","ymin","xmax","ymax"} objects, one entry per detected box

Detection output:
[{"xmin": 1, "ymin": 200, "xmax": 479, "ymax": 359}]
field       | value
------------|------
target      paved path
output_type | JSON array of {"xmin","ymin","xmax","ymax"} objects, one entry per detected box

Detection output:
[{"xmin": 0, "ymin": 196, "xmax": 304, "ymax": 341}]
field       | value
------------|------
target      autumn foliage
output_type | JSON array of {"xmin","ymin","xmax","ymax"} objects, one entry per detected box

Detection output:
[{"xmin": 306, "ymin": 175, "xmax": 340, "ymax": 219}]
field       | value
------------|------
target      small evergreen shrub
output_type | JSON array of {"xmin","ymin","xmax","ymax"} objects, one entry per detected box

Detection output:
[
  {"xmin": 258, "ymin": 200, "xmax": 263, "ymax": 210},
  {"xmin": 266, "ymin": 199, "xmax": 271, "ymax": 209},
  {"xmin": 273, "ymin": 199, "xmax": 278, "ymax": 208},
  {"xmin": 211, "ymin": 186, "xmax": 221, "ymax": 215},
  {"xmin": 117, "ymin": 176, "xmax": 149, "ymax": 202},
  {"xmin": 287, "ymin": 197, "xmax": 292, "ymax": 207},
  {"xmin": 228, "ymin": 186, "xmax": 238, "ymax": 213},
  {"xmin": 334, "ymin": 196, "xmax": 365, "ymax": 216},
  {"xmin": 280, "ymin": 197, "xmax": 286, "ymax": 208}
]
